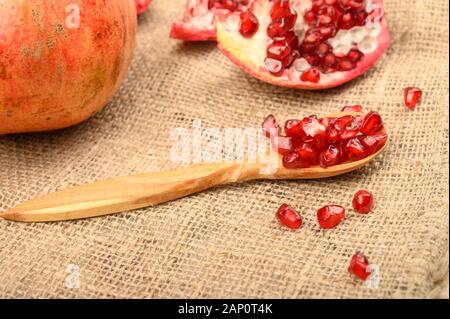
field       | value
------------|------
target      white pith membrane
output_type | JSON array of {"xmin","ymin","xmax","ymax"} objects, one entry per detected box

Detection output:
[{"xmin": 216, "ymin": 0, "xmax": 390, "ymax": 89}]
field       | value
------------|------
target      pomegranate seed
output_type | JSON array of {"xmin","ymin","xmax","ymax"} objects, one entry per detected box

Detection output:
[
  {"xmin": 334, "ymin": 115, "xmax": 354, "ymax": 131},
  {"xmin": 264, "ymin": 57, "xmax": 283, "ymax": 75},
  {"xmin": 346, "ymin": 137, "xmax": 366, "ymax": 159},
  {"xmin": 316, "ymin": 42, "xmax": 331, "ymax": 57},
  {"xmin": 239, "ymin": 10, "xmax": 259, "ymax": 37},
  {"xmin": 276, "ymin": 204, "xmax": 303, "ymax": 229},
  {"xmin": 326, "ymin": 127, "xmax": 339, "ymax": 143},
  {"xmin": 319, "ymin": 144, "xmax": 341, "ymax": 168},
  {"xmin": 283, "ymin": 150, "xmax": 310, "ymax": 168},
  {"xmin": 301, "ymin": 68, "xmax": 321, "ymax": 83},
  {"xmin": 340, "ymin": 127, "xmax": 360, "ymax": 140},
  {"xmin": 348, "ymin": 252, "xmax": 372, "ymax": 281},
  {"xmin": 222, "ymin": 0, "xmax": 238, "ymax": 11},
  {"xmin": 304, "ymin": 10, "xmax": 316, "ymax": 24},
  {"xmin": 284, "ymin": 119, "xmax": 302, "ymax": 137},
  {"xmin": 360, "ymin": 132, "xmax": 387, "ymax": 155},
  {"xmin": 270, "ymin": 0, "xmax": 296, "ymax": 21},
  {"xmin": 361, "ymin": 111, "xmax": 383, "ymax": 135},
  {"xmin": 267, "ymin": 19, "xmax": 291, "ymax": 38},
  {"xmin": 341, "ymin": 105, "xmax": 363, "ymax": 112},
  {"xmin": 347, "ymin": 49, "xmax": 363, "ymax": 62},
  {"xmin": 271, "ymin": 135, "xmax": 293, "ymax": 155},
  {"xmin": 323, "ymin": 53, "xmax": 337, "ymax": 67},
  {"xmin": 352, "ymin": 190, "xmax": 374, "ymax": 214},
  {"xmin": 284, "ymin": 31, "xmax": 299, "ymax": 49},
  {"xmin": 296, "ymin": 142, "xmax": 320, "ymax": 164},
  {"xmin": 317, "ymin": 205, "xmax": 345, "ymax": 229},
  {"xmin": 338, "ymin": 58, "xmax": 355, "ymax": 71},
  {"xmin": 404, "ymin": 87, "xmax": 422, "ymax": 110},
  {"xmin": 267, "ymin": 41, "xmax": 292, "ymax": 65},
  {"xmin": 262, "ymin": 114, "xmax": 281, "ymax": 137}
]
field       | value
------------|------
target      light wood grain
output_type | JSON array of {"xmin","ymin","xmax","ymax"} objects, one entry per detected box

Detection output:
[{"xmin": 0, "ymin": 112, "xmax": 387, "ymax": 222}]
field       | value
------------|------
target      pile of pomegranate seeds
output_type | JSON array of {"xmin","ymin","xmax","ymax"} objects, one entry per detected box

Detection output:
[
  {"xmin": 404, "ymin": 87, "xmax": 423, "ymax": 110},
  {"xmin": 262, "ymin": 110, "xmax": 387, "ymax": 169},
  {"xmin": 276, "ymin": 204, "xmax": 303, "ymax": 229},
  {"xmin": 348, "ymin": 252, "xmax": 372, "ymax": 281},
  {"xmin": 317, "ymin": 204, "xmax": 346, "ymax": 229},
  {"xmin": 352, "ymin": 190, "xmax": 373, "ymax": 214},
  {"xmin": 261, "ymin": 0, "xmax": 369, "ymax": 80},
  {"xmin": 264, "ymin": 0, "xmax": 299, "ymax": 75},
  {"xmin": 239, "ymin": 10, "xmax": 259, "ymax": 37},
  {"xmin": 300, "ymin": 0, "xmax": 367, "ymax": 78}
]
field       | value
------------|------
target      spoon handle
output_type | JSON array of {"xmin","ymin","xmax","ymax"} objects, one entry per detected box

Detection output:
[{"xmin": 0, "ymin": 161, "xmax": 264, "ymax": 222}]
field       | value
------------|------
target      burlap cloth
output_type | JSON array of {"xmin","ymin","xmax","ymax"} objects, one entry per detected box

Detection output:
[{"xmin": 0, "ymin": 0, "xmax": 448, "ymax": 298}]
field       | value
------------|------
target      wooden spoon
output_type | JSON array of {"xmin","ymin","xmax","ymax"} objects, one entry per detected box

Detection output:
[{"xmin": 0, "ymin": 112, "xmax": 387, "ymax": 222}]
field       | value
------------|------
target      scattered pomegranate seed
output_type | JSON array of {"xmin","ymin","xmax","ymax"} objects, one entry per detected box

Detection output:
[
  {"xmin": 348, "ymin": 252, "xmax": 372, "ymax": 281},
  {"xmin": 301, "ymin": 68, "xmax": 321, "ymax": 83},
  {"xmin": 404, "ymin": 87, "xmax": 422, "ymax": 110},
  {"xmin": 361, "ymin": 111, "xmax": 383, "ymax": 135},
  {"xmin": 239, "ymin": 10, "xmax": 259, "ymax": 37},
  {"xmin": 341, "ymin": 105, "xmax": 363, "ymax": 112},
  {"xmin": 276, "ymin": 203, "xmax": 303, "ymax": 229},
  {"xmin": 317, "ymin": 205, "xmax": 345, "ymax": 229},
  {"xmin": 352, "ymin": 190, "xmax": 374, "ymax": 214}
]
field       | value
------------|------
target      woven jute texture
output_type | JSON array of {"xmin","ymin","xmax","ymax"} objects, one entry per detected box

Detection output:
[{"xmin": 0, "ymin": 0, "xmax": 448, "ymax": 298}]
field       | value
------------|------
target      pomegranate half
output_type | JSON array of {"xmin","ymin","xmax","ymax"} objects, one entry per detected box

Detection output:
[
  {"xmin": 0, "ymin": 0, "xmax": 137, "ymax": 134},
  {"xmin": 216, "ymin": 0, "xmax": 390, "ymax": 89}
]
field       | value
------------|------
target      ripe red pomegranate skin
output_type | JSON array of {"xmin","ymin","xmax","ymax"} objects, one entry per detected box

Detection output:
[
  {"xmin": 135, "ymin": 0, "xmax": 152, "ymax": 15},
  {"xmin": 217, "ymin": 0, "xmax": 391, "ymax": 89},
  {"xmin": 276, "ymin": 204, "xmax": 303, "ymax": 229},
  {"xmin": 317, "ymin": 205, "xmax": 345, "ymax": 229},
  {"xmin": 0, "ymin": 0, "xmax": 137, "ymax": 134},
  {"xmin": 348, "ymin": 252, "xmax": 372, "ymax": 281},
  {"xmin": 352, "ymin": 190, "xmax": 374, "ymax": 214}
]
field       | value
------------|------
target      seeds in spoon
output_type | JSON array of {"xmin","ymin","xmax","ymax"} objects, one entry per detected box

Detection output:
[{"xmin": 263, "ymin": 110, "xmax": 386, "ymax": 169}]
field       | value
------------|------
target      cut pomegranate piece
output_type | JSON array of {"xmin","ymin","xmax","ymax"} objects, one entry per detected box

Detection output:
[
  {"xmin": 361, "ymin": 111, "xmax": 383, "ymax": 135},
  {"xmin": 276, "ymin": 203, "xmax": 303, "ymax": 229},
  {"xmin": 352, "ymin": 190, "xmax": 374, "ymax": 214},
  {"xmin": 216, "ymin": 0, "xmax": 390, "ymax": 89},
  {"xmin": 317, "ymin": 205, "xmax": 345, "ymax": 229},
  {"xmin": 135, "ymin": 0, "xmax": 152, "ymax": 15},
  {"xmin": 348, "ymin": 252, "xmax": 372, "ymax": 281},
  {"xmin": 239, "ymin": 10, "xmax": 259, "ymax": 37},
  {"xmin": 171, "ymin": 0, "xmax": 254, "ymax": 41},
  {"xmin": 341, "ymin": 105, "xmax": 363, "ymax": 112},
  {"xmin": 404, "ymin": 87, "xmax": 422, "ymax": 110}
]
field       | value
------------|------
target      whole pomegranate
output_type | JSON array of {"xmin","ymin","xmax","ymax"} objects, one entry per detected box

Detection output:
[{"xmin": 0, "ymin": 0, "xmax": 137, "ymax": 134}]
